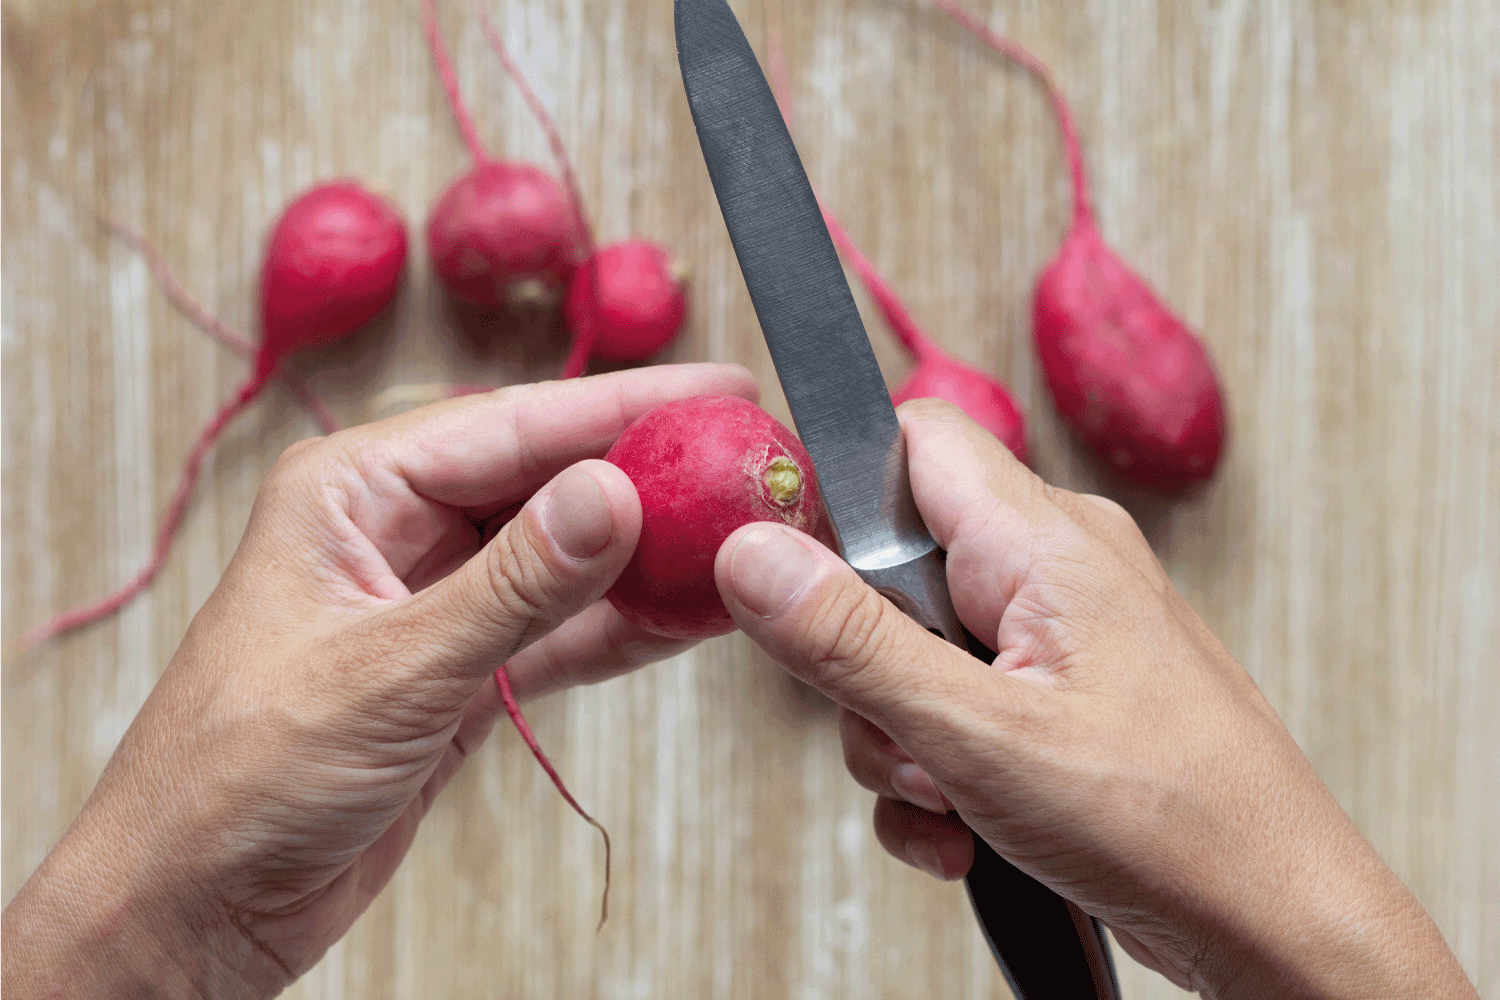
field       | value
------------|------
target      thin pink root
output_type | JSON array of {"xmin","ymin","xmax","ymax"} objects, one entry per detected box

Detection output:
[
  {"xmin": 98, "ymin": 213, "xmax": 340, "ymax": 435},
  {"xmin": 423, "ymin": 0, "xmax": 489, "ymax": 164},
  {"xmin": 928, "ymin": 0, "xmax": 1093, "ymax": 222},
  {"xmin": 23, "ymin": 370, "xmax": 272, "ymax": 648},
  {"xmin": 764, "ymin": 32, "xmax": 941, "ymax": 363},
  {"xmin": 473, "ymin": 0, "xmax": 593, "ymax": 251},
  {"xmin": 473, "ymin": 0, "xmax": 597, "ymax": 381},
  {"xmin": 494, "ymin": 664, "xmax": 612, "ymax": 930}
]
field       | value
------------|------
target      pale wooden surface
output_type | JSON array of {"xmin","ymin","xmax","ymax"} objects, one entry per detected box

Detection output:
[{"xmin": 3, "ymin": 1, "xmax": 1496, "ymax": 997}]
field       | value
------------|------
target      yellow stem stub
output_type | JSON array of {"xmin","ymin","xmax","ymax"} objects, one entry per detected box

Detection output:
[{"xmin": 762, "ymin": 456, "xmax": 804, "ymax": 507}]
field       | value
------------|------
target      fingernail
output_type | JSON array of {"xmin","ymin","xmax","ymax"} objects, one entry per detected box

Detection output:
[
  {"xmin": 908, "ymin": 840, "xmax": 949, "ymax": 881},
  {"xmin": 891, "ymin": 763, "xmax": 948, "ymax": 815},
  {"xmin": 728, "ymin": 523, "xmax": 820, "ymax": 618},
  {"xmin": 542, "ymin": 466, "xmax": 613, "ymax": 559}
]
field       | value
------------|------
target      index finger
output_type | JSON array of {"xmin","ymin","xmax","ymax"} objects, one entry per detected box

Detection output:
[{"xmin": 367, "ymin": 364, "xmax": 759, "ymax": 510}]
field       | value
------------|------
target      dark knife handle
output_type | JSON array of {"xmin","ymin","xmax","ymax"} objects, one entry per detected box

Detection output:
[{"xmin": 856, "ymin": 547, "xmax": 1121, "ymax": 1000}]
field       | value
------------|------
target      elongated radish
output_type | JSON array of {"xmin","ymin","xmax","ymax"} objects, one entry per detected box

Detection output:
[
  {"xmin": 764, "ymin": 30, "xmax": 1028, "ymax": 462},
  {"xmin": 933, "ymin": 0, "xmax": 1226, "ymax": 489},
  {"xmin": 605, "ymin": 395, "xmax": 824, "ymax": 640},
  {"xmin": 24, "ymin": 181, "xmax": 407, "ymax": 648},
  {"xmin": 474, "ymin": 3, "xmax": 687, "ymax": 376},
  {"xmin": 423, "ymin": 0, "xmax": 583, "ymax": 310}
]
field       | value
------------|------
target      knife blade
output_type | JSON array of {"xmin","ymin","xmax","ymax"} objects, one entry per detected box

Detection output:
[{"xmin": 675, "ymin": 2, "xmax": 1121, "ymax": 997}]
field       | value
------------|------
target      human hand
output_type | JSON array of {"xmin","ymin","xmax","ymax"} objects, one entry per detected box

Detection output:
[
  {"xmin": 2, "ymin": 363, "xmax": 756, "ymax": 1000},
  {"xmin": 714, "ymin": 399, "xmax": 1477, "ymax": 1000}
]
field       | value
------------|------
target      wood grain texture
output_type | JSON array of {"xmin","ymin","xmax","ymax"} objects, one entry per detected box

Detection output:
[{"xmin": 3, "ymin": 1, "xmax": 1495, "ymax": 997}]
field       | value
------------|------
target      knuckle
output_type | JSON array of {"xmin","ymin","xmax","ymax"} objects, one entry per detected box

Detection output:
[
  {"xmin": 804, "ymin": 584, "xmax": 901, "ymax": 696},
  {"xmin": 265, "ymin": 436, "xmax": 322, "ymax": 485},
  {"xmin": 485, "ymin": 533, "xmax": 559, "ymax": 631},
  {"xmin": 1082, "ymin": 493, "xmax": 1133, "ymax": 529}
]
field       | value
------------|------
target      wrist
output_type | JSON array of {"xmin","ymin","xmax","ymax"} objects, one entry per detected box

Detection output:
[
  {"xmin": 1194, "ymin": 814, "xmax": 1476, "ymax": 1000},
  {"xmin": 3, "ymin": 818, "xmax": 289, "ymax": 1000}
]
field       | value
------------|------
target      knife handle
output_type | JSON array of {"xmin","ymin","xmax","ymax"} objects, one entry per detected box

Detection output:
[{"xmin": 854, "ymin": 547, "xmax": 1122, "ymax": 1000}]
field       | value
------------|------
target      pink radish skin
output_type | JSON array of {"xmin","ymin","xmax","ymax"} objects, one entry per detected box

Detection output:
[
  {"xmin": 25, "ymin": 181, "xmax": 407, "ymax": 648},
  {"xmin": 891, "ymin": 349, "xmax": 1029, "ymax": 464},
  {"xmin": 605, "ymin": 395, "xmax": 824, "ymax": 640},
  {"xmin": 426, "ymin": 162, "xmax": 583, "ymax": 309},
  {"xmin": 423, "ymin": 0, "xmax": 582, "ymax": 310},
  {"xmin": 764, "ymin": 34, "xmax": 1028, "ymax": 463},
  {"xmin": 475, "ymin": 4, "xmax": 686, "ymax": 376},
  {"xmin": 260, "ymin": 181, "xmax": 409, "ymax": 372},
  {"xmin": 563, "ymin": 240, "xmax": 688, "ymax": 364},
  {"xmin": 935, "ymin": 0, "xmax": 1225, "ymax": 489},
  {"xmin": 1035, "ymin": 222, "xmax": 1223, "ymax": 486}
]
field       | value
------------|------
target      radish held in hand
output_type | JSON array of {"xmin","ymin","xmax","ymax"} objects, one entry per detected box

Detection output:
[
  {"xmin": 763, "ymin": 34, "xmax": 1028, "ymax": 462},
  {"xmin": 605, "ymin": 395, "xmax": 823, "ymax": 640},
  {"xmin": 475, "ymin": 3, "xmax": 687, "ymax": 376},
  {"xmin": 935, "ymin": 0, "xmax": 1225, "ymax": 489},
  {"xmin": 422, "ymin": 0, "xmax": 582, "ymax": 310},
  {"xmin": 24, "ymin": 180, "xmax": 407, "ymax": 647}
]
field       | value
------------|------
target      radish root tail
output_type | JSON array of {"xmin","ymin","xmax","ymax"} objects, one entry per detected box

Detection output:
[
  {"xmin": 928, "ymin": 0, "xmax": 1092, "ymax": 222},
  {"xmin": 422, "ymin": 0, "xmax": 489, "ymax": 164},
  {"xmin": 23, "ymin": 369, "xmax": 274, "ymax": 648},
  {"xmin": 473, "ymin": 1, "xmax": 594, "ymax": 252},
  {"xmin": 494, "ymin": 664, "xmax": 612, "ymax": 931},
  {"xmin": 95, "ymin": 211, "xmax": 340, "ymax": 435},
  {"xmin": 763, "ymin": 27, "xmax": 943, "ymax": 363}
]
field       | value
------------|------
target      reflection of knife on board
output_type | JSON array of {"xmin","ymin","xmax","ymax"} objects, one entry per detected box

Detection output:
[{"xmin": 674, "ymin": 1, "xmax": 1121, "ymax": 996}]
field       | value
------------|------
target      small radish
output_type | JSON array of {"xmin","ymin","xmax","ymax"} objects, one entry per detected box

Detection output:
[
  {"xmin": 764, "ymin": 32, "xmax": 1028, "ymax": 462},
  {"xmin": 24, "ymin": 181, "xmax": 407, "ymax": 647},
  {"xmin": 423, "ymin": 0, "xmax": 583, "ymax": 310},
  {"xmin": 604, "ymin": 395, "xmax": 823, "ymax": 640},
  {"xmin": 562, "ymin": 241, "xmax": 688, "ymax": 366},
  {"xmin": 474, "ymin": 3, "xmax": 687, "ymax": 376},
  {"xmin": 934, "ymin": 0, "xmax": 1226, "ymax": 489}
]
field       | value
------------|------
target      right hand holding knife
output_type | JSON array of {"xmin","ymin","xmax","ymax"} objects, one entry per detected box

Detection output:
[{"xmin": 714, "ymin": 397, "xmax": 1479, "ymax": 1000}]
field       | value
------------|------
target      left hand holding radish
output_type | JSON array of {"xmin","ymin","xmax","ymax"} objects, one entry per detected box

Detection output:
[{"xmin": 1, "ymin": 364, "xmax": 756, "ymax": 999}]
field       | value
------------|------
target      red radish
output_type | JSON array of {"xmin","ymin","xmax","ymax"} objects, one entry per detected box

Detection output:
[
  {"xmin": 934, "ymin": 0, "xmax": 1226, "ymax": 489},
  {"xmin": 24, "ymin": 181, "xmax": 406, "ymax": 648},
  {"xmin": 604, "ymin": 395, "xmax": 824, "ymax": 640},
  {"xmin": 764, "ymin": 32, "xmax": 1028, "ymax": 462},
  {"xmin": 98, "ymin": 214, "xmax": 341, "ymax": 435},
  {"xmin": 562, "ymin": 241, "xmax": 688, "ymax": 365},
  {"xmin": 474, "ymin": 3, "xmax": 687, "ymax": 376},
  {"xmin": 423, "ymin": 0, "xmax": 583, "ymax": 310}
]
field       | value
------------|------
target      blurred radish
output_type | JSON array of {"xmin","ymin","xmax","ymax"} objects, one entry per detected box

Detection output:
[
  {"xmin": 97, "ymin": 214, "xmax": 340, "ymax": 435},
  {"xmin": 422, "ymin": 0, "xmax": 583, "ymax": 310},
  {"xmin": 26, "ymin": 181, "xmax": 407, "ymax": 647},
  {"xmin": 934, "ymin": 0, "xmax": 1225, "ymax": 488},
  {"xmin": 474, "ymin": 2, "xmax": 687, "ymax": 376}
]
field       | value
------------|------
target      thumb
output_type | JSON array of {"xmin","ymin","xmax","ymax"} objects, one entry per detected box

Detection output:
[
  {"xmin": 356, "ymin": 459, "xmax": 641, "ymax": 718},
  {"xmin": 715, "ymin": 522, "xmax": 1046, "ymax": 771}
]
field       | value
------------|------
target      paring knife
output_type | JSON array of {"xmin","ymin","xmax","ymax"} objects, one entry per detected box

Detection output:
[{"xmin": 674, "ymin": 2, "xmax": 1121, "ymax": 996}]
